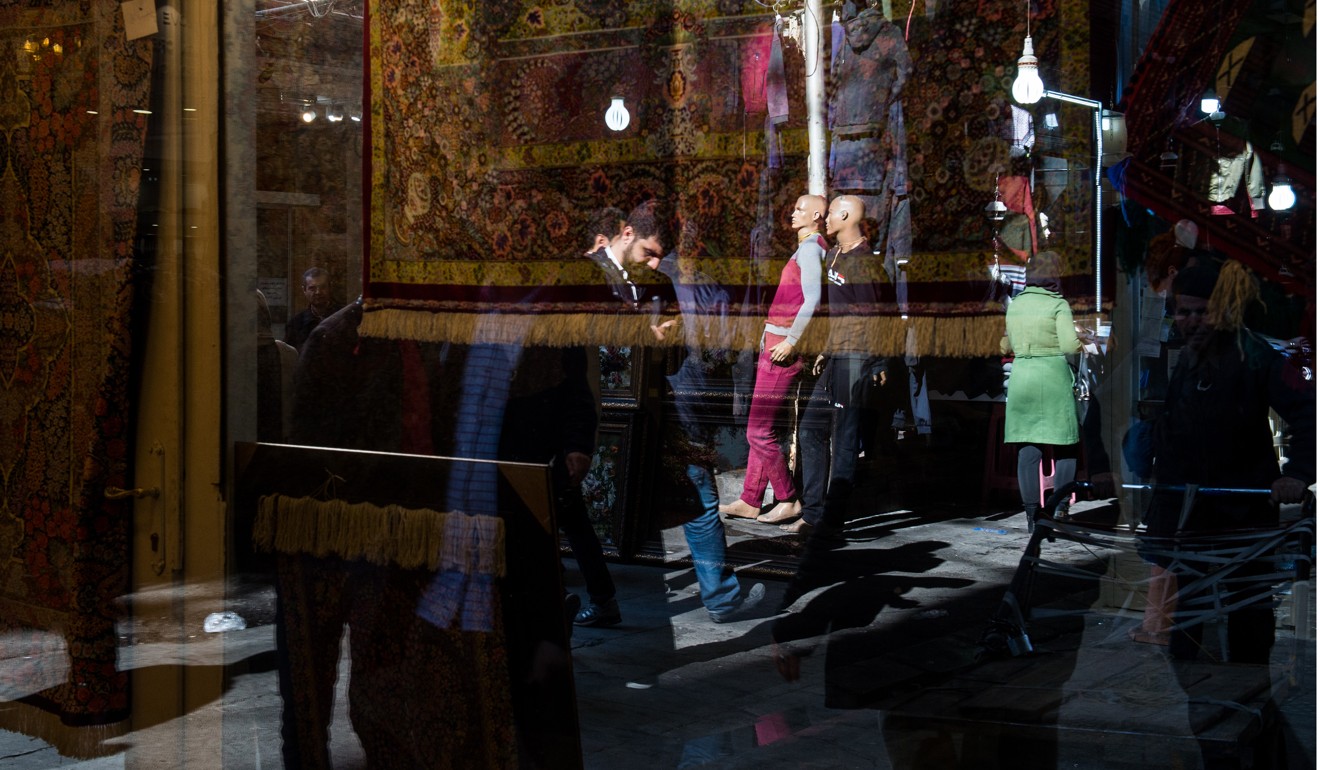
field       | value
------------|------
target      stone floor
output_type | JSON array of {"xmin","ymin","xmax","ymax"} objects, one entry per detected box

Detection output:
[{"xmin": 0, "ymin": 491, "xmax": 1314, "ymax": 768}]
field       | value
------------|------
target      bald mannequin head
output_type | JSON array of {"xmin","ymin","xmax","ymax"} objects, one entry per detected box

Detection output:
[
  {"xmin": 826, "ymin": 195, "xmax": 864, "ymax": 244},
  {"xmin": 791, "ymin": 194, "xmax": 827, "ymax": 235}
]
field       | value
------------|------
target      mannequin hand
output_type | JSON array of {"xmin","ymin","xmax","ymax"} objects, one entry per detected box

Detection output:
[
  {"xmin": 650, "ymin": 319, "xmax": 678, "ymax": 342},
  {"xmin": 812, "ymin": 354, "xmax": 827, "ymax": 376},
  {"xmin": 769, "ymin": 339, "xmax": 796, "ymax": 364}
]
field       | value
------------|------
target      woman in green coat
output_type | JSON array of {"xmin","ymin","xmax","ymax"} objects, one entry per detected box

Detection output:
[{"xmin": 1001, "ymin": 252, "xmax": 1081, "ymax": 528}]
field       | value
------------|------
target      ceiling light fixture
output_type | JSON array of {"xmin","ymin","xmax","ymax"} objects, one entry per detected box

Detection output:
[
  {"xmin": 1012, "ymin": 37, "xmax": 1044, "ymax": 105},
  {"xmin": 1011, "ymin": 1, "xmax": 1043, "ymax": 105}
]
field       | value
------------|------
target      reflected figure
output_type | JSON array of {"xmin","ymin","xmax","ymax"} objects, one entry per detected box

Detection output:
[
  {"xmin": 284, "ymin": 266, "xmax": 342, "ymax": 351},
  {"xmin": 289, "ymin": 301, "xmax": 406, "ymax": 450},
  {"xmin": 585, "ymin": 206, "xmax": 643, "ymax": 310},
  {"xmin": 623, "ymin": 203, "xmax": 767, "ymax": 622},
  {"xmin": 256, "ymin": 289, "xmax": 298, "ymax": 442},
  {"xmin": 720, "ymin": 194, "xmax": 828, "ymax": 527},
  {"xmin": 1128, "ymin": 233, "xmax": 1194, "ymax": 646},
  {"xmin": 491, "ymin": 214, "xmax": 629, "ymax": 631},
  {"xmin": 795, "ymin": 195, "xmax": 889, "ymax": 537},
  {"xmin": 1143, "ymin": 261, "xmax": 1314, "ymax": 663},
  {"xmin": 1000, "ymin": 252, "xmax": 1082, "ymax": 530}
]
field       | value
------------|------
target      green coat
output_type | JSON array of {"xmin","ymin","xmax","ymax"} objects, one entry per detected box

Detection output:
[{"xmin": 1001, "ymin": 287, "xmax": 1081, "ymax": 445}]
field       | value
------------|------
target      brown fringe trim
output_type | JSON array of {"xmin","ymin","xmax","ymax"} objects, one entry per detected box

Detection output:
[
  {"xmin": 254, "ymin": 495, "xmax": 505, "ymax": 576},
  {"xmin": 0, "ymin": 702, "xmax": 126, "ymax": 759},
  {"xmin": 361, "ymin": 309, "xmax": 1009, "ymax": 357}
]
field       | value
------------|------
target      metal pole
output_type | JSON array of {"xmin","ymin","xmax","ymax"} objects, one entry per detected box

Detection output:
[
  {"xmin": 1043, "ymin": 90, "xmax": 1103, "ymax": 313},
  {"xmin": 804, "ymin": 0, "xmax": 827, "ymax": 196}
]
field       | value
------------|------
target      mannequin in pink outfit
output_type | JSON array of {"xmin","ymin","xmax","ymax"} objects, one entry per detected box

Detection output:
[{"xmin": 721, "ymin": 194, "xmax": 829, "ymax": 525}]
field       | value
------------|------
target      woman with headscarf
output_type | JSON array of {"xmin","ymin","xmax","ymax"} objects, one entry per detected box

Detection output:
[{"xmin": 1001, "ymin": 252, "xmax": 1082, "ymax": 529}]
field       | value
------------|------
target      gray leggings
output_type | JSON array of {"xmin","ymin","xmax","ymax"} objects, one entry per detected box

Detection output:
[{"xmin": 1017, "ymin": 443, "xmax": 1078, "ymax": 510}]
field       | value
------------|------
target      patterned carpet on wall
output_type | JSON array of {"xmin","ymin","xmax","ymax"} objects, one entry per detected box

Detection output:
[
  {"xmin": 361, "ymin": 1, "xmax": 1100, "ymax": 359},
  {"xmin": 0, "ymin": 0, "xmax": 152, "ymax": 750}
]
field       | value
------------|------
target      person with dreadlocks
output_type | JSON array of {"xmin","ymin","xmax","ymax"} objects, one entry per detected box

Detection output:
[{"xmin": 1143, "ymin": 259, "xmax": 1314, "ymax": 663}]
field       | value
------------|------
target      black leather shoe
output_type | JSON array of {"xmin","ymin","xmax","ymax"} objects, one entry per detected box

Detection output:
[
  {"xmin": 709, "ymin": 583, "xmax": 767, "ymax": 624},
  {"xmin": 574, "ymin": 598, "xmax": 622, "ymax": 627}
]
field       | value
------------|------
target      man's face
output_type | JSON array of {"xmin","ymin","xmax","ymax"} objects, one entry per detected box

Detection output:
[
  {"xmin": 623, "ymin": 233, "xmax": 664, "ymax": 271},
  {"xmin": 304, "ymin": 275, "xmax": 331, "ymax": 312},
  {"xmin": 825, "ymin": 200, "xmax": 846, "ymax": 237},
  {"xmin": 1173, "ymin": 294, "xmax": 1210, "ymax": 350}
]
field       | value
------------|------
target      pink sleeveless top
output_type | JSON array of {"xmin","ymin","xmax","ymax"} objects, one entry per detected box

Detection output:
[{"xmin": 766, "ymin": 234, "xmax": 827, "ymax": 330}]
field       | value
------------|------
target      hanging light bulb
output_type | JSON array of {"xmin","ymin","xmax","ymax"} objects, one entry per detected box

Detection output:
[
  {"xmin": 604, "ymin": 96, "xmax": 630, "ymax": 131},
  {"xmin": 300, "ymin": 103, "xmax": 317, "ymax": 123},
  {"xmin": 1199, "ymin": 88, "xmax": 1220, "ymax": 116},
  {"xmin": 1011, "ymin": 36, "xmax": 1044, "ymax": 105},
  {"xmin": 326, "ymin": 103, "xmax": 344, "ymax": 122},
  {"xmin": 1267, "ymin": 175, "xmax": 1296, "ymax": 211}
]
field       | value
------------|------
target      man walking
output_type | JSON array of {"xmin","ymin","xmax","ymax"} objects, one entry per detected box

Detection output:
[{"xmin": 615, "ymin": 202, "xmax": 766, "ymax": 623}]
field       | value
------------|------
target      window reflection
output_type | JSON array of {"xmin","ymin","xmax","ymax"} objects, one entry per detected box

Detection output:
[
  {"xmin": 227, "ymin": 2, "xmax": 1315, "ymax": 767},
  {"xmin": 3, "ymin": 0, "xmax": 1311, "ymax": 765}
]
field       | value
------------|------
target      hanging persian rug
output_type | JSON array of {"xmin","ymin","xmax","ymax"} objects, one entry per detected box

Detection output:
[
  {"xmin": 0, "ymin": 0, "xmax": 152, "ymax": 751},
  {"xmin": 361, "ymin": 1, "xmax": 1098, "ymax": 357}
]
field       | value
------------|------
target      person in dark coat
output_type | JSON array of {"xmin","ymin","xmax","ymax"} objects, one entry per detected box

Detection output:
[{"xmin": 1144, "ymin": 261, "xmax": 1314, "ymax": 663}]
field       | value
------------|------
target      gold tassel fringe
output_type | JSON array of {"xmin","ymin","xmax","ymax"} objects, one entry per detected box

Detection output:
[
  {"xmin": 0, "ymin": 702, "xmax": 126, "ymax": 759},
  {"xmin": 254, "ymin": 495, "xmax": 504, "ymax": 575},
  {"xmin": 360, "ymin": 309, "xmax": 1011, "ymax": 358}
]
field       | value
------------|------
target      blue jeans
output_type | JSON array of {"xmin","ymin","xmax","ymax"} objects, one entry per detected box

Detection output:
[{"xmin": 682, "ymin": 464, "xmax": 742, "ymax": 616}]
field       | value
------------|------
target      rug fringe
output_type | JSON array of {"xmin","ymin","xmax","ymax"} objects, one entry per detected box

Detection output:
[
  {"xmin": 255, "ymin": 495, "xmax": 504, "ymax": 575},
  {"xmin": 0, "ymin": 703, "xmax": 126, "ymax": 759},
  {"xmin": 360, "ymin": 308, "xmax": 1008, "ymax": 357}
]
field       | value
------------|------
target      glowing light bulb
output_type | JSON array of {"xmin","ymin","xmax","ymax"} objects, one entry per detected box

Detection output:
[
  {"xmin": 301, "ymin": 105, "xmax": 317, "ymax": 123},
  {"xmin": 605, "ymin": 96, "xmax": 630, "ymax": 131},
  {"xmin": 1199, "ymin": 88, "xmax": 1220, "ymax": 116},
  {"xmin": 1011, "ymin": 37, "xmax": 1044, "ymax": 105},
  {"xmin": 1267, "ymin": 177, "xmax": 1296, "ymax": 211}
]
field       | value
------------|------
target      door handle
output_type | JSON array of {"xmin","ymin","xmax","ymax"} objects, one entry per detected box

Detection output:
[{"xmin": 105, "ymin": 486, "xmax": 160, "ymax": 500}]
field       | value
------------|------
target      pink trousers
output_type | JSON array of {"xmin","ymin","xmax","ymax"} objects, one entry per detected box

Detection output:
[{"xmin": 740, "ymin": 336, "xmax": 803, "ymax": 507}]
